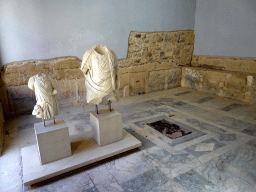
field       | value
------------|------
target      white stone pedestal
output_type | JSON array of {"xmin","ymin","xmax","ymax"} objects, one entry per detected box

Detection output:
[
  {"xmin": 34, "ymin": 119, "xmax": 71, "ymax": 165},
  {"xmin": 21, "ymin": 130, "xmax": 142, "ymax": 186},
  {"xmin": 90, "ymin": 109, "xmax": 123, "ymax": 146}
]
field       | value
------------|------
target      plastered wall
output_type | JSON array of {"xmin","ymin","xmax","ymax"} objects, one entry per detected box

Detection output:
[{"xmin": 0, "ymin": 0, "xmax": 196, "ymax": 66}]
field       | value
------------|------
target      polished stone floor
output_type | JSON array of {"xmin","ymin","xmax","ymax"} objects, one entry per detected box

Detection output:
[{"xmin": 1, "ymin": 87, "xmax": 256, "ymax": 192}]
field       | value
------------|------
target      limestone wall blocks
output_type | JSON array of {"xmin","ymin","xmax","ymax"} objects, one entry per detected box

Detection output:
[
  {"xmin": 192, "ymin": 55, "xmax": 256, "ymax": 74},
  {"xmin": 182, "ymin": 66, "xmax": 256, "ymax": 103},
  {"xmin": 1, "ymin": 30, "xmax": 195, "ymax": 115}
]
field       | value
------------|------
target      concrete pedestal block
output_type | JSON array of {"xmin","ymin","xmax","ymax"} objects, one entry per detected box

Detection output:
[
  {"xmin": 34, "ymin": 119, "xmax": 71, "ymax": 165},
  {"xmin": 90, "ymin": 109, "xmax": 123, "ymax": 146}
]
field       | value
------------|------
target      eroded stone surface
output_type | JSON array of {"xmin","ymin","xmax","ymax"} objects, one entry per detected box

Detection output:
[
  {"xmin": 119, "ymin": 30, "xmax": 194, "ymax": 95},
  {"xmin": 0, "ymin": 31, "xmax": 194, "ymax": 115},
  {"xmin": 1, "ymin": 57, "xmax": 85, "ymax": 115},
  {"xmin": 191, "ymin": 55, "xmax": 256, "ymax": 73},
  {"xmin": 127, "ymin": 31, "xmax": 194, "ymax": 66},
  {"xmin": 182, "ymin": 67, "xmax": 256, "ymax": 103}
]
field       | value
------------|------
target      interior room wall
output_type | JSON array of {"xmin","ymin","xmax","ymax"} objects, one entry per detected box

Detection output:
[
  {"xmin": 0, "ymin": 0, "xmax": 196, "ymax": 65},
  {"xmin": 194, "ymin": 0, "xmax": 256, "ymax": 58}
]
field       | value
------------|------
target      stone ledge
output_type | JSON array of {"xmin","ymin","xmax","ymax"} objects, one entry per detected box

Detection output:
[
  {"xmin": 192, "ymin": 55, "xmax": 256, "ymax": 74},
  {"xmin": 1, "ymin": 57, "xmax": 83, "ymax": 87},
  {"xmin": 181, "ymin": 66, "xmax": 256, "ymax": 103}
]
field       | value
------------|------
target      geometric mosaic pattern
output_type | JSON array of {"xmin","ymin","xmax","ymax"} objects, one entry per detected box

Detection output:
[{"xmin": 2, "ymin": 88, "xmax": 256, "ymax": 192}]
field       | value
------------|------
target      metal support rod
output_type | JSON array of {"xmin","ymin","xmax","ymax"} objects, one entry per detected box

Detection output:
[
  {"xmin": 108, "ymin": 100, "xmax": 112, "ymax": 112},
  {"xmin": 96, "ymin": 104, "xmax": 99, "ymax": 114},
  {"xmin": 53, "ymin": 117, "xmax": 56, "ymax": 124},
  {"xmin": 42, "ymin": 118, "xmax": 45, "ymax": 127}
]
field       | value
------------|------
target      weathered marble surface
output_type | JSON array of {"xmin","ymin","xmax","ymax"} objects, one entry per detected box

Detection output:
[
  {"xmin": 194, "ymin": 144, "xmax": 256, "ymax": 192},
  {"xmin": 81, "ymin": 45, "xmax": 120, "ymax": 105},
  {"xmin": 28, "ymin": 74, "xmax": 59, "ymax": 120},
  {"xmin": 1, "ymin": 87, "xmax": 256, "ymax": 192}
]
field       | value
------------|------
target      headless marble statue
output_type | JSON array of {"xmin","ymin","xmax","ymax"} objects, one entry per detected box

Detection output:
[
  {"xmin": 81, "ymin": 45, "xmax": 120, "ymax": 114},
  {"xmin": 28, "ymin": 73, "xmax": 59, "ymax": 126}
]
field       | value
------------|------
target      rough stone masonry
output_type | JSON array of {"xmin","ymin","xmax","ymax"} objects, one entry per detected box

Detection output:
[{"xmin": 0, "ymin": 30, "xmax": 195, "ymax": 116}]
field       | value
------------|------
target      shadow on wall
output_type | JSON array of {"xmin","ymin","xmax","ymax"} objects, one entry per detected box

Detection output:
[{"xmin": 0, "ymin": 46, "xmax": 2, "ymax": 69}]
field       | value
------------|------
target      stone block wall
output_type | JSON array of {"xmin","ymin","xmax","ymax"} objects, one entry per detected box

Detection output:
[
  {"xmin": 0, "ymin": 57, "xmax": 86, "ymax": 116},
  {"xmin": 119, "ymin": 30, "xmax": 194, "ymax": 95},
  {"xmin": 182, "ymin": 67, "xmax": 256, "ymax": 103},
  {"xmin": 1, "ymin": 29, "xmax": 256, "ymax": 116},
  {"xmin": 2, "ymin": 29, "xmax": 256, "ymax": 116},
  {"xmin": 181, "ymin": 55, "xmax": 256, "ymax": 103},
  {"xmin": 191, "ymin": 55, "xmax": 256, "ymax": 73},
  {"xmin": 0, "ymin": 30, "xmax": 195, "ymax": 116}
]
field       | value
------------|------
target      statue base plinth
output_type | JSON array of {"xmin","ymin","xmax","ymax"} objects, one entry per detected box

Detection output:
[
  {"xmin": 34, "ymin": 119, "xmax": 71, "ymax": 165},
  {"xmin": 21, "ymin": 130, "xmax": 141, "ymax": 186},
  {"xmin": 90, "ymin": 109, "xmax": 123, "ymax": 146}
]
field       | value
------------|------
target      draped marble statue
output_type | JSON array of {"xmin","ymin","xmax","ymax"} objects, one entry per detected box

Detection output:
[
  {"xmin": 28, "ymin": 74, "xmax": 59, "ymax": 126},
  {"xmin": 81, "ymin": 45, "xmax": 120, "ymax": 113}
]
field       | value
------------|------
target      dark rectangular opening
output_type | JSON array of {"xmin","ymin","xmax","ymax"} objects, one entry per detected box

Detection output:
[{"xmin": 147, "ymin": 119, "xmax": 192, "ymax": 139}]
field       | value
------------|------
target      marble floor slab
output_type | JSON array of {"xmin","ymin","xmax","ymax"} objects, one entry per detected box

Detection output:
[
  {"xmin": 21, "ymin": 130, "xmax": 142, "ymax": 186},
  {"xmin": 1, "ymin": 87, "xmax": 256, "ymax": 192}
]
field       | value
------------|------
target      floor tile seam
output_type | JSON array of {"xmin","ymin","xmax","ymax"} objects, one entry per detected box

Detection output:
[
  {"xmin": 119, "ymin": 97, "xmax": 157, "ymax": 104},
  {"xmin": 171, "ymin": 116, "xmax": 253, "ymax": 140},
  {"xmin": 166, "ymin": 95, "xmax": 256, "ymax": 124},
  {"xmin": 129, "ymin": 124, "xmax": 174, "ymax": 154},
  {"xmin": 223, "ymin": 164, "xmax": 256, "ymax": 186},
  {"xmin": 193, "ymin": 161, "xmax": 256, "ymax": 190},
  {"xmin": 87, "ymin": 173, "xmax": 98, "ymax": 190},
  {"xmin": 188, "ymin": 90, "xmax": 247, "ymax": 104},
  {"xmin": 164, "ymin": 105, "xmax": 253, "ymax": 137},
  {"xmin": 129, "ymin": 123, "xmax": 169, "ymax": 147},
  {"xmin": 152, "ymin": 161, "xmax": 174, "ymax": 182},
  {"xmin": 197, "ymin": 143, "xmax": 242, "ymax": 164},
  {"xmin": 192, "ymin": 167, "xmax": 232, "ymax": 190},
  {"xmin": 100, "ymin": 167, "xmax": 124, "ymax": 192},
  {"xmin": 198, "ymin": 139, "xmax": 255, "ymax": 167},
  {"xmin": 164, "ymin": 105, "xmax": 229, "ymax": 130},
  {"xmin": 201, "ymin": 107, "xmax": 256, "ymax": 125},
  {"xmin": 171, "ymin": 159, "xmax": 202, "ymax": 178},
  {"xmin": 166, "ymin": 93, "xmax": 242, "ymax": 113},
  {"xmin": 110, "ymin": 167, "xmax": 157, "ymax": 187},
  {"xmin": 144, "ymin": 125, "xmax": 174, "ymax": 146},
  {"xmin": 121, "ymin": 108, "xmax": 160, "ymax": 119},
  {"xmin": 180, "ymin": 87, "xmax": 221, "ymax": 98},
  {"xmin": 126, "ymin": 113, "xmax": 165, "ymax": 124},
  {"xmin": 125, "ymin": 106, "xmax": 221, "ymax": 137},
  {"xmin": 172, "ymin": 135, "xmax": 214, "ymax": 152},
  {"xmin": 154, "ymin": 140, "xmax": 173, "ymax": 153},
  {"xmin": 174, "ymin": 96, "xmax": 239, "ymax": 116},
  {"xmin": 119, "ymin": 106, "xmax": 155, "ymax": 114},
  {"xmin": 146, "ymin": 87, "xmax": 188, "ymax": 98},
  {"xmin": 130, "ymin": 88, "xmax": 188, "ymax": 101},
  {"xmin": 130, "ymin": 119, "xmax": 211, "ymax": 154},
  {"xmin": 129, "ymin": 123, "xmax": 162, "ymax": 141},
  {"xmin": 169, "ymin": 116, "xmax": 219, "ymax": 135}
]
